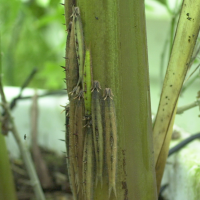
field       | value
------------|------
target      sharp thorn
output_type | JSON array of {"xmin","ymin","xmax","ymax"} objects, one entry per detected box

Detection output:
[
  {"xmin": 59, "ymin": 139, "xmax": 66, "ymax": 142},
  {"xmin": 60, "ymin": 65, "xmax": 66, "ymax": 69}
]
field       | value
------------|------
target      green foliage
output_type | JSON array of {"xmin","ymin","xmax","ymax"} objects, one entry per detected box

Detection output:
[{"xmin": 0, "ymin": 0, "xmax": 66, "ymax": 89}]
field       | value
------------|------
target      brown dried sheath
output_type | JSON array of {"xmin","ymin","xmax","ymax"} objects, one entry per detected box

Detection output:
[
  {"xmin": 82, "ymin": 127, "xmax": 94, "ymax": 200},
  {"xmin": 104, "ymin": 88, "xmax": 117, "ymax": 197},
  {"xmin": 74, "ymin": 96, "xmax": 85, "ymax": 193},
  {"xmin": 91, "ymin": 81, "xmax": 103, "ymax": 186}
]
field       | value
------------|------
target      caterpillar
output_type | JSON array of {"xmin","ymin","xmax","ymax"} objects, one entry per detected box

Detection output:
[
  {"xmin": 65, "ymin": 104, "xmax": 70, "ymax": 182},
  {"xmin": 65, "ymin": 18, "xmax": 79, "ymax": 99},
  {"xmin": 73, "ymin": 95, "xmax": 85, "ymax": 193},
  {"xmin": 91, "ymin": 81, "xmax": 103, "ymax": 186},
  {"xmin": 83, "ymin": 49, "xmax": 93, "ymax": 116},
  {"xmin": 82, "ymin": 127, "xmax": 94, "ymax": 200},
  {"xmin": 103, "ymin": 88, "xmax": 117, "ymax": 197},
  {"xmin": 70, "ymin": 6, "xmax": 85, "ymax": 95},
  {"xmin": 68, "ymin": 100, "xmax": 78, "ymax": 200}
]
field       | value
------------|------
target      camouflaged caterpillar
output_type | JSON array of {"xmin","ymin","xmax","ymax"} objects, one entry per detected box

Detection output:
[
  {"xmin": 91, "ymin": 81, "xmax": 103, "ymax": 187},
  {"xmin": 65, "ymin": 18, "xmax": 78, "ymax": 98},
  {"xmin": 70, "ymin": 6, "xmax": 85, "ymax": 95},
  {"xmin": 103, "ymin": 88, "xmax": 117, "ymax": 198},
  {"xmin": 74, "ymin": 97, "xmax": 85, "ymax": 192},
  {"xmin": 68, "ymin": 100, "xmax": 78, "ymax": 200},
  {"xmin": 82, "ymin": 127, "xmax": 94, "ymax": 200}
]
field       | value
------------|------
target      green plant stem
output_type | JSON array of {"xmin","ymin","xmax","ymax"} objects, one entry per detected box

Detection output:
[
  {"xmin": 75, "ymin": 0, "xmax": 157, "ymax": 199},
  {"xmin": 0, "ymin": 133, "xmax": 17, "ymax": 200}
]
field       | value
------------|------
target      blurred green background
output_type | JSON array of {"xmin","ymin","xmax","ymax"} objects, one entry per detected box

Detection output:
[
  {"xmin": 0, "ymin": 0, "xmax": 181, "ymax": 90},
  {"xmin": 0, "ymin": 0, "xmax": 65, "ymax": 89},
  {"xmin": 0, "ymin": 0, "xmax": 199, "ymax": 134}
]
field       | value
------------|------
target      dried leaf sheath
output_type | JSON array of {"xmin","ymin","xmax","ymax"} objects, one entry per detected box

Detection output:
[
  {"xmin": 74, "ymin": 97, "xmax": 85, "ymax": 192},
  {"xmin": 82, "ymin": 127, "xmax": 94, "ymax": 200},
  {"xmin": 104, "ymin": 88, "xmax": 117, "ymax": 197},
  {"xmin": 91, "ymin": 81, "xmax": 103, "ymax": 186}
]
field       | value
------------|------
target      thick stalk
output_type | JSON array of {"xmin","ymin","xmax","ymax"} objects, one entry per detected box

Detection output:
[{"xmin": 72, "ymin": 0, "xmax": 157, "ymax": 199}]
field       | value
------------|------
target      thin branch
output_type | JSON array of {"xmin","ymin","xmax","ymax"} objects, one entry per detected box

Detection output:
[
  {"xmin": 7, "ymin": 68, "xmax": 38, "ymax": 112},
  {"xmin": 4, "ymin": 90, "xmax": 67, "ymax": 106},
  {"xmin": 0, "ymin": 75, "xmax": 46, "ymax": 200},
  {"xmin": 181, "ymin": 73, "xmax": 199, "ymax": 94},
  {"xmin": 184, "ymin": 63, "xmax": 200, "ymax": 83},
  {"xmin": 176, "ymin": 99, "xmax": 200, "ymax": 114}
]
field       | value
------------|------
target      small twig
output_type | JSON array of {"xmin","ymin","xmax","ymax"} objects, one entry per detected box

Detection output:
[
  {"xmin": 31, "ymin": 90, "xmax": 54, "ymax": 189},
  {"xmin": 181, "ymin": 73, "xmax": 199, "ymax": 94},
  {"xmin": 181, "ymin": 42, "xmax": 200, "ymax": 95},
  {"xmin": 11, "ymin": 164, "xmax": 27, "ymax": 176},
  {"xmin": 6, "ymin": 90, "xmax": 67, "ymax": 102},
  {"xmin": 159, "ymin": 35, "xmax": 169, "ymax": 93},
  {"xmin": 176, "ymin": 99, "xmax": 200, "ymax": 114},
  {"xmin": 0, "ymin": 75, "xmax": 46, "ymax": 200},
  {"xmin": 6, "ymin": 68, "xmax": 38, "ymax": 113},
  {"xmin": 184, "ymin": 63, "xmax": 200, "ymax": 84},
  {"xmin": 188, "ymin": 44, "xmax": 200, "ymax": 70}
]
